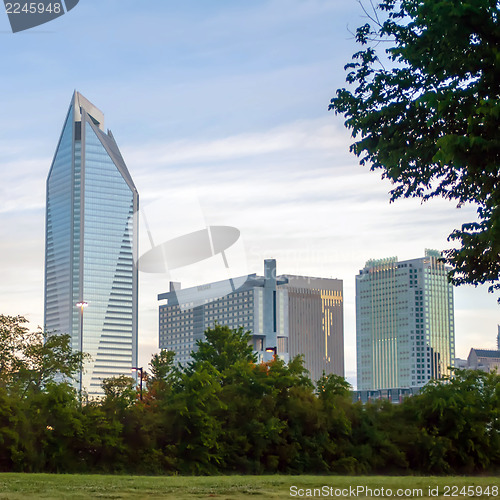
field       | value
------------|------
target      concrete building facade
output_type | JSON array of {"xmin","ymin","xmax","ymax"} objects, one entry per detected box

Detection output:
[
  {"xmin": 467, "ymin": 349, "xmax": 500, "ymax": 373},
  {"xmin": 158, "ymin": 259, "xmax": 343, "ymax": 381}
]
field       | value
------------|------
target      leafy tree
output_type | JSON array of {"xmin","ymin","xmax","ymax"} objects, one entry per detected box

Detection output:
[
  {"xmin": 165, "ymin": 326, "xmax": 260, "ymax": 473},
  {"xmin": 0, "ymin": 315, "xmax": 86, "ymax": 395},
  {"xmin": 188, "ymin": 328, "xmax": 277, "ymax": 473},
  {"xmin": 146, "ymin": 349, "xmax": 179, "ymax": 404},
  {"xmin": 330, "ymin": 0, "xmax": 500, "ymax": 298},
  {"xmin": 2, "ymin": 314, "xmax": 500, "ymax": 475},
  {"xmin": 17, "ymin": 331, "xmax": 86, "ymax": 395},
  {"xmin": 0, "ymin": 315, "xmax": 30, "ymax": 387},
  {"xmin": 189, "ymin": 324, "xmax": 257, "ymax": 377},
  {"xmin": 315, "ymin": 373, "xmax": 354, "ymax": 472},
  {"xmin": 21, "ymin": 383, "xmax": 83, "ymax": 473},
  {"xmin": 348, "ymin": 400, "xmax": 410, "ymax": 474},
  {"xmin": 0, "ymin": 388, "xmax": 23, "ymax": 471},
  {"xmin": 249, "ymin": 356, "xmax": 319, "ymax": 473},
  {"xmin": 171, "ymin": 361, "xmax": 224, "ymax": 474},
  {"xmin": 406, "ymin": 369, "xmax": 500, "ymax": 473},
  {"xmin": 101, "ymin": 375, "xmax": 137, "ymax": 409},
  {"xmin": 149, "ymin": 349, "xmax": 176, "ymax": 384},
  {"xmin": 76, "ymin": 401, "xmax": 127, "ymax": 473},
  {"xmin": 96, "ymin": 376, "xmax": 141, "ymax": 472},
  {"xmin": 216, "ymin": 360, "xmax": 273, "ymax": 473},
  {"xmin": 272, "ymin": 360, "xmax": 323, "ymax": 473},
  {"xmin": 316, "ymin": 372, "xmax": 351, "ymax": 404}
]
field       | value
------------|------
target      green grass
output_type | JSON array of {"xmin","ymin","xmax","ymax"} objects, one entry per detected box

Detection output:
[{"xmin": 0, "ymin": 474, "xmax": 498, "ymax": 499}]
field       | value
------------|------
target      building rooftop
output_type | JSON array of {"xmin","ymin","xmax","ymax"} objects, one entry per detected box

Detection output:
[{"xmin": 470, "ymin": 349, "xmax": 500, "ymax": 359}]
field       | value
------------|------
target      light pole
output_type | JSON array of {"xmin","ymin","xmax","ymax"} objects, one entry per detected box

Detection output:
[
  {"xmin": 131, "ymin": 366, "xmax": 143, "ymax": 400},
  {"xmin": 75, "ymin": 301, "xmax": 88, "ymax": 399}
]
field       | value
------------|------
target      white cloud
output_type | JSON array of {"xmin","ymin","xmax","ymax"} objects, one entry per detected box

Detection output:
[{"xmin": 124, "ymin": 117, "xmax": 347, "ymax": 169}]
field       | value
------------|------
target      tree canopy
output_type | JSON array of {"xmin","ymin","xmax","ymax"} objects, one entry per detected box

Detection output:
[
  {"xmin": 1, "ymin": 316, "xmax": 499, "ymax": 475},
  {"xmin": 329, "ymin": 0, "xmax": 500, "ymax": 299},
  {"xmin": 0, "ymin": 314, "xmax": 85, "ymax": 394},
  {"xmin": 188, "ymin": 324, "xmax": 257, "ymax": 376}
]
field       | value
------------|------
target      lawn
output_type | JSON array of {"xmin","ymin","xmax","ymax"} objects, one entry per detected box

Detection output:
[{"xmin": 0, "ymin": 474, "xmax": 498, "ymax": 499}]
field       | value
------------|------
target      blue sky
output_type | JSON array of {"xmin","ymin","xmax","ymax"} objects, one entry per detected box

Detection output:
[{"xmin": 0, "ymin": 1, "xmax": 498, "ymax": 387}]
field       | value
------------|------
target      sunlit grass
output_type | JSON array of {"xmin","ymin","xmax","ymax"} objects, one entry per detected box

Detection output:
[{"xmin": 0, "ymin": 474, "xmax": 498, "ymax": 499}]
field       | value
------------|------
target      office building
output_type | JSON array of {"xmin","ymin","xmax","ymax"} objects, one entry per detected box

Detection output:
[
  {"xmin": 467, "ymin": 348, "xmax": 500, "ymax": 373},
  {"xmin": 281, "ymin": 275, "xmax": 343, "ymax": 381},
  {"xmin": 466, "ymin": 328, "xmax": 500, "ymax": 374},
  {"xmin": 356, "ymin": 250, "xmax": 455, "ymax": 391},
  {"xmin": 159, "ymin": 260, "xmax": 289, "ymax": 366},
  {"xmin": 158, "ymin": 259, "xmax": 343, "ymax": 381},
  {"xmin": 44, "ymin": 92, "xmax": 138, "ymax": 395},
  {"xmin": 454, "ymin": 357, "xmax": 468, "ymax": 370}
]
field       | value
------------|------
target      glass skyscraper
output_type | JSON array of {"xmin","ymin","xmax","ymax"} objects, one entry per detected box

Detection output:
[
  {"xmin": 356, "ymin": 250, "xmax": 455, "ymax": 391},
  {"xmin": 44, "ymin": 92, "xmax": 138, "ymax": 396}
]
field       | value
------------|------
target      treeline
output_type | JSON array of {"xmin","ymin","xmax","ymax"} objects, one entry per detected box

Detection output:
[{"xmin": 1, "ymin": 314, "xmax": 499, "ymax": 475}]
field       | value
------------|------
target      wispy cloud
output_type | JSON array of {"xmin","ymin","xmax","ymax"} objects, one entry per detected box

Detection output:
[{"xmin": 124, "ymin": 117, "xmax": 347, "ymax": 169}]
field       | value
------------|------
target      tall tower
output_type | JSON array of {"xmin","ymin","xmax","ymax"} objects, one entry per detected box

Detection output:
[
  {"xmin": 44, "ymin": 92, "xmax": 138, "ymax": 396},
  {"xmin": 356, "ymin": 250, "xmax": 455, "ymax": 390}
]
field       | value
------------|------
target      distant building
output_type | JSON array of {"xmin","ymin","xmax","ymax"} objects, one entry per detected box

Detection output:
[
  {"xmin": 159, "ymin": 259, "xmax": 289, "ymax": 366},
  {"xmin": 352, "ymin": 386, "xmax": 421, "ymax": 405},
  {"xmin": 467, "ymin": 349, "xmax": 500, "ymax": 373},
  {"xmin": 454, "ymin": 358, "xmax": 468, "ymax": 370},
  {"xmin": 44, "ymin": 92, "xmax": 139, "ymax": 395},
  {"xmin": 463, "ymin": 327, "xmax": 500, "ymax": 374},
  {"xmin": 158, "ymin": 259, "xmax": 344, "ymax": 381},
  {"xmin": 356, "ymin": 250, "xmax": 455, "ymax": 391},
  {"xmin": 281, "ymin": 275, "xmax": 344, "ymax": 381}
]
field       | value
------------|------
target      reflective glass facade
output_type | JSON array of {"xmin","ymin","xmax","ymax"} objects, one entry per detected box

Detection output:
[
  {"xmin": 45, "ymin": 106, "xmax": 75, "ymax": 335},
  {"xmin": 44, "ymin": 92, "xmax": 138, "ymax": 395},
  {"xmin": 284, "ymin": 277, "xmax": 344, "ymax": 382},
  {"xmin": 356, "ymin": 251, "xmax": 455, "ymax": 391}
]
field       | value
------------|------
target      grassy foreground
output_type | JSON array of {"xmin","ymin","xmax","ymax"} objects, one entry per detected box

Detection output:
[{"xmin": 0, "ymin": 474, "xmax": 498, "ymax": 499}]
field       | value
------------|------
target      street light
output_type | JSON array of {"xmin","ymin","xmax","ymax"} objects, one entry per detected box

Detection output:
[
  {"xmin": 265, "ymin": 346, "xmax": 277, "ymax": 359},
  {"xmin": 131, "ymin": 366, "xmax": 144, "ymax": 400},
  {"xmin": 75, "ymin": 301, "xmax": 88, "ymax": 399}
]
